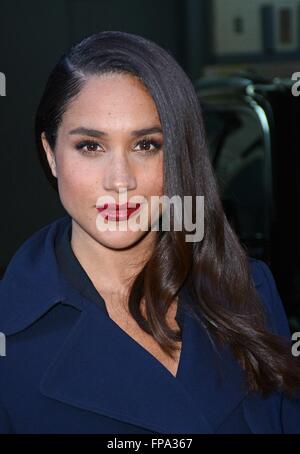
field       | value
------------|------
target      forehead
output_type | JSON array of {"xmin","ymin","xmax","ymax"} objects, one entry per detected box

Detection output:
[{"xmin": 60, "ymin": 73, "xmax": 161, "ymax": 131}]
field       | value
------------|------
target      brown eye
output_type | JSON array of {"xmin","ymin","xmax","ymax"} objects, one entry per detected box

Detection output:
[
  {"xmin": 75, "ymin": 140, "xmax": 102, "ymax": 155},
  {"xmin": 134, "ymin": 138, "xmax": 162, "ymax": 154},
  {"xmin": 85, "ymin": 143, "xmax": 99, "ymax": 152},
  {"xmin": 140, "ymin": 140, "xmax": 152, "ymax": 150}
]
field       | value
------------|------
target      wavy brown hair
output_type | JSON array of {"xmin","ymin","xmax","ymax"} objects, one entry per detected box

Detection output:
[{"xmin": 35, "ymin": 30, "xmax": 300, "ymax": 397}]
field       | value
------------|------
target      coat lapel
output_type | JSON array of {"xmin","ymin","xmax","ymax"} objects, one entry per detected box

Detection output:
[
  {"xmin": 39, "ymin": 286, "xmax": 214, "ymax": 434},
  {"xmin": 39, "ymin": 279, "xmax": 256, "ymax": 433},
  {"xmin": 176, "ymin": 300, "xmax": 249, "ymax": 431}
]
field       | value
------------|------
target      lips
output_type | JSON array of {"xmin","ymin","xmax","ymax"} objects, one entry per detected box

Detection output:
[{"xmin": 96, "ymin": 202, "xmax": 141, "ymax": 221}]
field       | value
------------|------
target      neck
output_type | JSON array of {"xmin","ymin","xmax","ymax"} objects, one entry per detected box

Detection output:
[{"xmin": 70, "ymin": 218, "xmax": 156, "ymax": 296}]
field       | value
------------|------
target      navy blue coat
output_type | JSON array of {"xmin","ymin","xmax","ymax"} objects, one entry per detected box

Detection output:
[{"xmin": 0, "ymin": 214, "xmax": 300, "ymax": 434}]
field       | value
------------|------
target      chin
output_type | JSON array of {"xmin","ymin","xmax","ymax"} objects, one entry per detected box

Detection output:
[{"xmin": 95, "ymin": 230, "xmax": 149, "ymax": 250}]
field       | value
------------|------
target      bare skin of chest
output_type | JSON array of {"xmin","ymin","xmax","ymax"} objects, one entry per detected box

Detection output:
[{"xmin": 101, "ymin": 293, "xmax": 182, "ymax": 377}]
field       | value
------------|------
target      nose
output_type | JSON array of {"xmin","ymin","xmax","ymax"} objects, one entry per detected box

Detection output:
[{"xmin": 102, "ymin": 150, "xmax": 137, "ymax": 195}]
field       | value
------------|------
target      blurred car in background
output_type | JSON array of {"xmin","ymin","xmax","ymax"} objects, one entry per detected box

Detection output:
[{"xmin": 194, "ymin": 74, "xmax": 300, "ymax": 330}]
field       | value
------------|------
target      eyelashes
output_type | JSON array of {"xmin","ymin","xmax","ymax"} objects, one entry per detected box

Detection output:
[
  {"xmin": 74, "ymin": 137, "xmax": 163, "ymax": 156},
  {"xmin": 75, "ymin": 140, "xmax": 101, "ymax": 155}
]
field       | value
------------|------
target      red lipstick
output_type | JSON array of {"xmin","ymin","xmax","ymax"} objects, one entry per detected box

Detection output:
[{"xmin": 96, "ymin": 202, "xmax": 141, "ymax": 221}]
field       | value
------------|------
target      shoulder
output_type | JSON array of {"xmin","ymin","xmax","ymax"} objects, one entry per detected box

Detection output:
[
  {"xmin": 246, "ymin": 258, "xmax": 300, "ymax": 433},
  {"xmin": 0, "ymin": 214, "xmax": 72, "ymax": 336},
  {"xmin": 248, "ymin": 258, "xmax": 291, "ymax": 339}
]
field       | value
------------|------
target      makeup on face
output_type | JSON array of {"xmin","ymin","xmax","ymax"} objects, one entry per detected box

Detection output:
[{"xmin": 96, "ymin": 202, "xmax": 141, "ymax": 221}]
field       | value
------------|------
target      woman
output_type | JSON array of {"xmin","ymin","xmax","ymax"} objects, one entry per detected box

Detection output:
[{"xmin": 0, "ymin": 30, "xmax": 300, "ymax": 434}]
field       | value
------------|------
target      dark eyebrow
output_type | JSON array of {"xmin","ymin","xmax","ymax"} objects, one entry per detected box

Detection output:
[
  {"xmin": 68, "ymin": 127, "xmax": 107, "ymax": 138},
  {"xmin": 68, "ymin": 126, "xmax": 163, "ymax": 138},
  {"xmin": 131, "ymin": 127, "xmax": 162, "ymax": 137}
]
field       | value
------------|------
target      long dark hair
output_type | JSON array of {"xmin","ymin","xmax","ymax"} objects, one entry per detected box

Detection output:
[{"xmin": 35, "ymin": 30, "xmax": 300, "ymax": 397}]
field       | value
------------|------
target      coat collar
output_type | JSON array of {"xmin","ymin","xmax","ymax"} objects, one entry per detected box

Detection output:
[
  {"xmin": 0, "ymin": 215, "xmax": 81, "ymax": 336},
  {"xmin": 0, "ymin": 215, "xmax": 265, "ymax": 433}
]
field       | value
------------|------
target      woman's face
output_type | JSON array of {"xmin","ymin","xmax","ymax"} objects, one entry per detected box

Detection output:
[{"xmin": 41, "ymin": 73, "xmax": 164, "ymax": 250}]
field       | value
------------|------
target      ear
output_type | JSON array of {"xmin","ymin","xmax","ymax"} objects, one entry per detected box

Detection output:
[{"xmin": 41, "ymin": 131, "xmax": 57, "ymax": 178}]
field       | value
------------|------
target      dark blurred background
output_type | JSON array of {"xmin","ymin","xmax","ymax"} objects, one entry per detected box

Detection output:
[{"xmin": 0, "ymin": 0, "xmax": 299, "ymax": 328}]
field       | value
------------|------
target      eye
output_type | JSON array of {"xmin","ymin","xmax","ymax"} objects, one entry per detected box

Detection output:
[
  {"xmin": 133, "ymin": 137, "xmax": 162, "ymax": 154},
  {"xmin": 75, "ymin": 140, "xmax": 103, "ymax": 156}
]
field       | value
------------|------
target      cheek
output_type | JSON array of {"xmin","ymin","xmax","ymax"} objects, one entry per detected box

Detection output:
[
  {"xmin": 139, "ymin": 157, "xmax": 164, "ymax": 196},
  {"xmin": 56, "ymin": 156, "xmax": 100, "ymax": 204}
]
